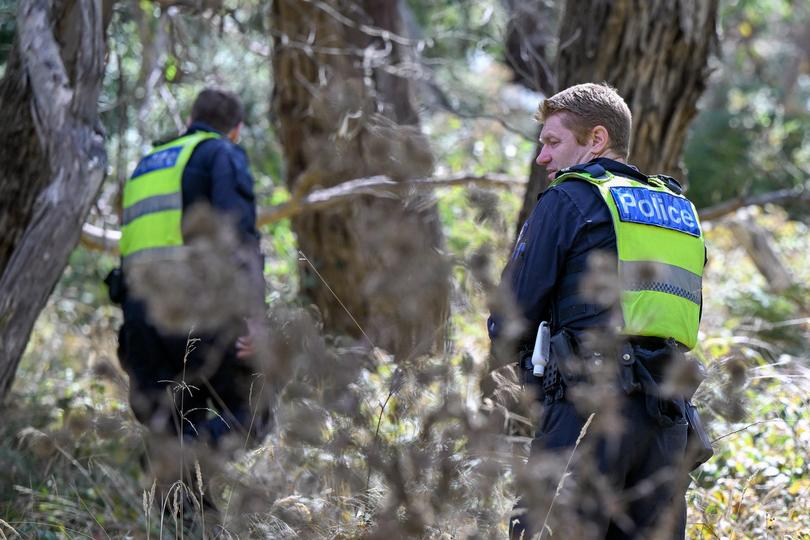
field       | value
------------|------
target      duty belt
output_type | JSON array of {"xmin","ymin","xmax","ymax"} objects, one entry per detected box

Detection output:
[{"xmin": 520, "ymin": 356, "xmax": 565, "ymax": 404}]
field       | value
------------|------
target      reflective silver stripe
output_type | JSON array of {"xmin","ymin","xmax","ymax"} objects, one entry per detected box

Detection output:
[
  {"xmin": 121, "ymin": 245, "xmax": 187, "ymax": 269},
  {"xmin": 620, "ymin": 261, "xmax": 702, "ymax": 304},
  {"xmin": 122, "ymin": 192, "xmax": 182, "ymax": 225}
]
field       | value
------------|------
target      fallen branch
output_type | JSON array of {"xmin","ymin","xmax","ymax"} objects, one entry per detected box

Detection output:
[
  {"xmin": 698, "ymin": 183, "xmax": 810, "ymax": 221},
  {"xmin": 81, "ymin": 223, "xmax": 121, "ymax": 252},
  {"xmin": 82, "ymin": 175, "xmax": 810, "ymax": 254},
  {"xmin": 727, "ymin": 219, "xmax": 795, "ymax": 292},
  {"xmin": 80, "ymin": 172, "xmax": 525, "ymax": 253}
]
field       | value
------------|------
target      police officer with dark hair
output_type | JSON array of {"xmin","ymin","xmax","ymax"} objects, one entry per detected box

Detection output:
[
  {"xmin": 108, "ymin": 88, "xmax": 266, "ymax": 447},
  {"xmin": 490, "ymin": 83, "xmax": 711, "ymax": 539}
]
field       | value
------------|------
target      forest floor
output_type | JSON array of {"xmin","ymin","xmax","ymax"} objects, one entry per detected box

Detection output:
[{"xmin": 1, "ymin": 202, "xmax": 809, "ymax": 538}]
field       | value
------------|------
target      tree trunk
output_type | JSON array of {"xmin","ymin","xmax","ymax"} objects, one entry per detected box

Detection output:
[
  {"xmin": 502, "ymin": 0, "xmax": 556, "ymax": 94},
  {"xmin": 728, "ymin": 219, "xmax": 795, "ymax": 293},
  {"xmin": 501, "ymin": 0, "xmax": 557, "ymax": 232},
  {"xmin": 0, "ymin": 0, "xmax": 111, "ymax": 401},
  {"xmin": 514, "ymin": 0, "xmax": 719, "ymax": 231},
  {"xmin": 271, "ymin": 0, "xmax": 450, "ymax": 359}
]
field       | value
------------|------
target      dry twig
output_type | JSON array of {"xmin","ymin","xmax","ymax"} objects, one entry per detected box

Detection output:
[{"xmin": 80, "ymin": 172, "xmax": 525, "ymax": 254}]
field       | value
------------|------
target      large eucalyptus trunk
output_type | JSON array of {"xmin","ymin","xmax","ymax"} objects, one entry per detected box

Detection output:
[
  {"xmin": 271, "ymin": 0, "xmax": 450, "ymax": 358},
  {"xmin": 514, "ymin": 0, "xmax": 719, "ymax": 230},
  {"xmin": 0, "ymin": 0, "xmax": 111, "ymax": 401}
]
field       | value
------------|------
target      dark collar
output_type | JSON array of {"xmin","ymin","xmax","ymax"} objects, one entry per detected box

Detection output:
[
  {"xmin": 185, "ymin": 121, "xmax": 224, "ymax": 137},
  {"xmin": 152, "ymin": 122, "xmax": 224, "ymax": 147},
  {"xmin": 556, "ymin": 158, "xmax": 685, "ymax": 194},
  {"xmin": 589, "ymin": 157, "xmax": 648, "ymax": 182},
  {"xmin": 558, "ymin": 157, "xmax": 648, "ymax": 183}
]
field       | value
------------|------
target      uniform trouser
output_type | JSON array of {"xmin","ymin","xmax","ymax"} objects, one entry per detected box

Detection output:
[
  {"xmin": 510, "ymin": 391, "xmax": 689, "ymax": 539},
  {"xmin": 117, "ymin": 316, "xmax": 264, "ymax": 445}
]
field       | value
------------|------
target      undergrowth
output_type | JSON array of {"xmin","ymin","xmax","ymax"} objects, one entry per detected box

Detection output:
[{"xmin": 2, "ymin": 205, "xmax": 809, "ymax": 539}]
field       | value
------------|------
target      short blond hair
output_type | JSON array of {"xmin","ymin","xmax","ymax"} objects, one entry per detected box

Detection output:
[{"xmin": 536, "ymin": 83, "xmax": 632, "ymax": 158}]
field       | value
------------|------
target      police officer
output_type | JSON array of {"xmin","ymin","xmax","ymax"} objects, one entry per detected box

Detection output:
[
  {"xmin": 110, "ymin": 88, "xmax": 266, "ymax": 446},
  {"xmin": 489, "ymin": 83, "xmax": 709, "ymax": 539}
]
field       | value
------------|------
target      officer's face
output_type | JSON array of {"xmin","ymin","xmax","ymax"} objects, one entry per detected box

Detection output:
[{"xmin": 536, "ymin": 113, "xmax": 594, "ymax": 181}]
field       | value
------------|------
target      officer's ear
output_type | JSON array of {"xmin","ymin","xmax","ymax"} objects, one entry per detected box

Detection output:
[
  {"xmin": 227, "ymin": 122, "xmax": 243, "ymax": 143},
  {"xmin": 589, "ymin": 125, "xmax": 611, "ymax": 155}
]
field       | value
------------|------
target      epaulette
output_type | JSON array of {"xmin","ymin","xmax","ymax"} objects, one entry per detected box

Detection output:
[
  {"xmin": 653, "ymin": 174, "xmax": 684, "ymax": 195},
  {"xmin": 557, "ymin": 162, "xmax": 608, "ymax": 179}
]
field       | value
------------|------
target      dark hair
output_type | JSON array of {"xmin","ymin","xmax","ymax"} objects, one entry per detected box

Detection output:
[{"xmin": 190, "ymin": 88, "xmax": 244, "ymax": 134}]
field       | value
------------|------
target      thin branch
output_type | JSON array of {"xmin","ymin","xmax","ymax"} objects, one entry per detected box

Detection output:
[
  {"xmin": 79, "ymin": 172, "xmax": 525, "ymax": 253},
  {"xmin": 301, "ymin": 0, "xmax": 418, "ymax": 47},
  {"xmin": 83, "ymin": 175, "xmax": 810, "ymax": 253},
  {"xmin": 433, "ymin": 102, "xmax": 537, "ymax": 142},
  {"xmin": 297, "ymin": 249, "xmax": 376, "ymax": 348},
  {"xmin": 423, "ymin": 63, "xmax": 538, "ymax": 142},
  {"xmin": 260, "ymin": 172, "xmax": 524, "ymax": 224},
  {"xmin": 711, "ymin": 420, "xmax": 779, "ymax": 443},
  {"xmin": 698, "ymin": 183, "xmax": 810, "ymax": 221},
  {"xmin": 81, "ymin": 223, "xmax": 121, "ymax": 252}
]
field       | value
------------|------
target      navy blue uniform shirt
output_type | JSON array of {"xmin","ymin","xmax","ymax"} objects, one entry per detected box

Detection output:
[
  {"xmin": 121, "ymin": 122, "xmax": 264, "ymax": 319},
  {"xmin": 182, "ymin": 121, "xmax": 261, "ymax": 253},
  {"xmin": 488, "ymin": 158, "xmax": 649, "ymax": 349}
]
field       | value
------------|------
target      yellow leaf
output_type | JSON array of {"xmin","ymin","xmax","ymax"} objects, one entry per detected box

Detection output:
[
  {"xmin": 739, "ymin": 21, "xmax": 753, "ymax": 38},
  {"xmin": 788, "ymin": 478, "xmax": 809, "ymax": 495}
]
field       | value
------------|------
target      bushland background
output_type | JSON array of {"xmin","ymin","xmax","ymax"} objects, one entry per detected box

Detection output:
[{"xmin": 1, "ymin": 0, "xmax": 809, "ymax": 537}]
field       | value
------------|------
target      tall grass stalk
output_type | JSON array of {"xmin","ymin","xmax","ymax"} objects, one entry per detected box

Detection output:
[{"xmin": 537, "ymin": 412, "xmax": 596, "ymax": 539}]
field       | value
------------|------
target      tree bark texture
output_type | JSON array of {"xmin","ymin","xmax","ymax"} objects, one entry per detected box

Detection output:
[
  {"xmin": 502, "ymin": 0, "xmax": 556, "ymax": 94},
  {"xmin": 271, "ymin": 0, "xmax": 450, "ymax": 359},
  {"xmin": 502, "ymin": 0, "xmax": 556, "ymax": 232},
  {"xmin": 0, "ymin": 0, "xmax": 111, "ymax": 401},
  {"xmin": 514, "ymin": 0, "xmax": 719, "ymax": 231},
  {"xmin": 728, "ymin": 219, "xmax": 795, "ymax": 293}
]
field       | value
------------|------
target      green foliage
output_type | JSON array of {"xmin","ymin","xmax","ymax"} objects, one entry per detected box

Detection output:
[
  {"xmin": 686, "ymin": 208, "xmax": 810, "ymax": 537},
  {"xmin": 726, "ymin": 285, "xmax": 808, "ymax": 354},
  {"xmin": 408, "ymin": 0, "xmax": 505, "ymax": 62},
  {"xmin": 684, "ymin": 106, "xmax": 754, "ymax": 206},
  {"xmin": 93, "ymin": 2, "xmax": 282, "ymax": 236},
  {"xmin": 684, "ymin": 0, "xmax": 810, "ymax": 213},
  {"xmin": 262, "ymin": 188, "xmax": 300, "ymax": 303},
  {"xmin": 2, "ymin": 290, "xmax": 144, "ymax": 536},
  {"xmin": 4, "ymin": 0, "xmax": 810, "ymax": 536}
]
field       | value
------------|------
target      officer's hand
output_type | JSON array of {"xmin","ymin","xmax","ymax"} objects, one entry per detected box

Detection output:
[
  {"xmin": 236, "ymin": 316, "xmax": 266, "ymax": 359},
  {"xmin": 236, "ymin": 334, "xmax": 255, "ymax": 359}
]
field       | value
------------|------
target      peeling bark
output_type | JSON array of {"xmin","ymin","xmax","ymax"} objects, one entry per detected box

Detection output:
[
  {"xmin": 271, "ymin": 0, "xmax": 450, "ymax": 358},
  {"xmin": 556, "ymin": 0, "xmax": 719, "ymax": 179},
  {"xmin": 513, "ymin": 0, "xmax": 719, "ymax": 231},
  {"xmin": 0, "ymin": 0, "xmax": 112, "ymax": 401},
  {"xmin": 502, "ymin": 0, "xmax": 556, "ymax": 94}
]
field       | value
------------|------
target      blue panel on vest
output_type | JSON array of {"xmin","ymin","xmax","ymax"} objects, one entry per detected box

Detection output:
[
  {"xmin": 131, "ymin": 147, "xmax": 182, "ymax": 179},
  {"xmin": 609, "ymin": 187, "xmax": 700, "ymax": 236}
]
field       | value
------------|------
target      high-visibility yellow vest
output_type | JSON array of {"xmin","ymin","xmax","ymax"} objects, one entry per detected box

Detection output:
[
  {"xmin": 120, "ymin": 132, "xmax": 219, "ymax": 265},
  {"xmin": 550, "ymin": 167, "xmax": 705, "ymax": 349}
]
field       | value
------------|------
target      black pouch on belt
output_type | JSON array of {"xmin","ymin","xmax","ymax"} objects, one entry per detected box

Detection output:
[
  {"xmin": 682, "ymin": 356, "xmax": 714, "ymax": 470},
  {"xmin": 550, "ymin": 329, "xmax": 582, "ymax": 386},
  {"xmin": 685, "ymin": 399, "xmax": 714, "ymax": 470},
  {"xmin": 104, "ymin": 267, "xmax": 126, "ymax": 305}
]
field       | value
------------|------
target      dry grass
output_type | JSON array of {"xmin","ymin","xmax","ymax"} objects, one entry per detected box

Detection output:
[{"xmin": 2, "ymin": 206, "xmax": 809, "ymax": 538}]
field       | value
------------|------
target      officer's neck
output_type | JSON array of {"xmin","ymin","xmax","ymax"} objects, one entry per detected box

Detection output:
[{"xmin": 592, "ymin": 150, "xmax": 625, "ymax": 163}]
